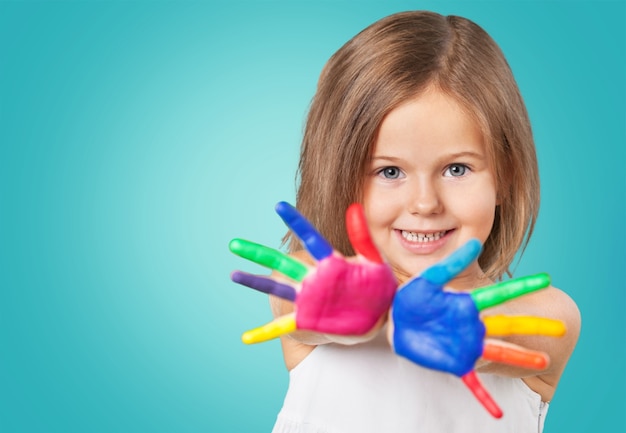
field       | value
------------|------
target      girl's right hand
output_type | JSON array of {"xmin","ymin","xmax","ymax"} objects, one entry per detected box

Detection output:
[{"xmin": 229, "ymin": 201, "xmax": 398, "ymax": 344}]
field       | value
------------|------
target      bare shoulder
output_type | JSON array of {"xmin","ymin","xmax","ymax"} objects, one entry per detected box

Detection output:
[
  {"xmin": 478, "ymin": 284, "xmax": 581, "ymax": 401},
  {"xmin": 521, "ymin": 285, "xmax": 581, "ymax": 401},
  {"xmin": 544, "ymin": 286, "xmax": 581, "ymax": 332},
  {"xmin": 527, "ymin": 285, "xmax": 581, "ymax": 347},
  {"xmin": 543, "ymin": 285, "xmax": 581, "ymax": 369}
]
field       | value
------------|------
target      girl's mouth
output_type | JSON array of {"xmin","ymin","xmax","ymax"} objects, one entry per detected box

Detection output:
[{"xmin": 400, "ymin": 229, "xmax": 450, "ymax": 243}]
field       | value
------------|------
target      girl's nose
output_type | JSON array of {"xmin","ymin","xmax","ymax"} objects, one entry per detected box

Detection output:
[{"xmin": 408, "ymin": 180, "xmax": 443, "ymax": 215}]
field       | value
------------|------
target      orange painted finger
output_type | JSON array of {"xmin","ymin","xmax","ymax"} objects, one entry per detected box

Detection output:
[
  {"xmin": 483, "ymin": 315, "xmax": 566, "ymax": 337},
  {"xmin": 482, "ymin": 342, "xmax": 549, "ymax": 370}
]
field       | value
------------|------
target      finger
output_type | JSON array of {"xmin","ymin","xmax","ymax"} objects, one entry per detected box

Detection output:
[
  {"xmin": 471, "ymin": 273, "xmax": 550, "ymax": 311},
  {"xmin": 420, "ymin": 239, "xmax": 482, "ymax": 285},
  {"xmin": 483, "ymin": 315, "xmax": 566, "ymax": 337},
  {"xmin": 275, "ymin": 201, "xmax": 333, "ymax": 260},
  {"xmin": 231, "ymin": 271, "xmax": 297, "ymax": 302},
  {"xmin": 241, "ymin": 313, "xmax": 297, "ymax": 344},
  {"xmin": 482, "ymin": 342, "xmax": 549, "ymax": 370},
  {"xmin": 346, "ymin": 203, "xmax": 383, "ymax": 263},
  {"xmin": 461, "ymin": 371, "xmax": 503, "ymax": 418},
  {"xmin": 229, "ymin": 238, "xmax": 308, "ymax": 282}
]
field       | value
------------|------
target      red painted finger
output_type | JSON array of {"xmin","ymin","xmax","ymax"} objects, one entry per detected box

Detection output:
[
  {"xmin": 346, "ymin": 203, "xmax": 383, "ymax": 263},
  {"xmin": 461, "ymin": 371, "xmax": 503, "ymax": 418}
]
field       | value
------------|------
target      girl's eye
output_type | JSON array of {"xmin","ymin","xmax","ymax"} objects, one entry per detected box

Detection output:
[
  {"xmin": 378, "ymin": 166, "xmax": 404, "ymax": 179},
  {"xmin": 444, "ymin": 164, "xmax": 469, "ymax": 177}
]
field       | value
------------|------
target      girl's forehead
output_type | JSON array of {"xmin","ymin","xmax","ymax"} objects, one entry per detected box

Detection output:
[{"xmin": 373, "ymin": 90, "xmax": 486, "ymax": 156}]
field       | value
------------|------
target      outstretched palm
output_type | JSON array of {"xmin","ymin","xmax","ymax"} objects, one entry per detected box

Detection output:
[
  {"xmin": 390, "ymin": 240, "xmax": 566, "ymax": 418},
  {"xmin": 229, "ymin": 201, "xmax": 397, "ymax": 343}
]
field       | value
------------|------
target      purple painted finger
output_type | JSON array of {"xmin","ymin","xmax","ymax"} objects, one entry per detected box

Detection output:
[{"xmin": 231, "ymin": 271, "xmax": 297, "ymax": 301}]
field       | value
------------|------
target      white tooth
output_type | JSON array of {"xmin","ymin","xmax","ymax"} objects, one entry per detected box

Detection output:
[{"xmin": 401, "ymin": 230, "xmax": 446, "ymax": 242}]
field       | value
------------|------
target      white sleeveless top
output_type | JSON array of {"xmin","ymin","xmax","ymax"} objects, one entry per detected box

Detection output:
[{"xmin": 272, "ymin": 330, "xmax": 549, "ymax": 433}]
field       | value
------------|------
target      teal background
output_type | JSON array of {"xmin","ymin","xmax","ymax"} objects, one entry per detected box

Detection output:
[{"xmin": 1, "ymin": 1, "xmax": 624, "ymax": 432}]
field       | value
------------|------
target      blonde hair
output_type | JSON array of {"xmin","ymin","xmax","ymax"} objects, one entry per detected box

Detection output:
[{"xmin": 288, "ymin": 11, "xmax": 539, "ymax": 280}]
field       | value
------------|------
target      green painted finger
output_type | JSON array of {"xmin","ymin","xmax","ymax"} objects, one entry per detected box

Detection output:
[
  {"xmin": 229, "ymin": 238, "xmax": 308, "ymax": 282},
  {"xmin": 471, "ymin": 273, "xmax": 551, "ymax": 311}
]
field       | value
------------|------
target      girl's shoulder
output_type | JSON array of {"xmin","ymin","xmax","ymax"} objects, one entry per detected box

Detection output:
[
  {"xmin": 522, "ymin": 285, "xmax": 581, "ymax": 400},
  {"xmin": 536, "ymin": 285, "xmax": 581, "ymax": 337}
]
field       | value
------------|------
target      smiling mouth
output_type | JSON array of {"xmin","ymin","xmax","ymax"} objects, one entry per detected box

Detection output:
[{"xmin": 400, "ymin": 230, "xmax": 449, "ymax": 242}]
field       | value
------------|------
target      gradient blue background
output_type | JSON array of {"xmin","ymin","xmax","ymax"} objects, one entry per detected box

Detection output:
[{"xmin": 1, "ymin": 1, "xmax": 624, "ymax": 432}]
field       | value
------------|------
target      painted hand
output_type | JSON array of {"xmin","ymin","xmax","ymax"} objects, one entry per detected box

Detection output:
[
  {"xmin": 390, "ymin": 239, "xmax": 566, "ymax": 418},
  {"xmin": 229, "ymin": 201, "xmax": 397, "ymax": 344}
]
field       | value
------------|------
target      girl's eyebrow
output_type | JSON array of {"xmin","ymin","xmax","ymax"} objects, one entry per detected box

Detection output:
[
  {"xmin": 370, "ymin": 155, "xmax": 403, "ymax": 163},
  {"xmin": 371, "ymin": 151, "xmax": 486, "ymax": 162},
  {"xmin": 447, "ymin": 151, "xmax": 486, "ymax": 160}
]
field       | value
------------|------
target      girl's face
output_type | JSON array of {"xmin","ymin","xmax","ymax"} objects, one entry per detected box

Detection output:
[{"xmin": 362, "ymin": 88, "xmax": 497, "ymax": 288}]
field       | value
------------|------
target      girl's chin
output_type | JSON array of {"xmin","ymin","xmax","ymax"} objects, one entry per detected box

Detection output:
[
  {"xmin": 393, "ymin": 262, "xmax": 487, "ymax": 290},
  {"xmin": 391, "ymin": 262, "xmax": 434, "ymax": 284}
]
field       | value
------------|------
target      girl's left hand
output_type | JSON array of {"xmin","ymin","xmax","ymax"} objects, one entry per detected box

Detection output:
[
  {"xmin": 389, "ymin": 240, "xmax": 567, "ymax": 418},
  {"xmin": 229, "ymin": 201, "xmax": 397, "ymax": 344}
]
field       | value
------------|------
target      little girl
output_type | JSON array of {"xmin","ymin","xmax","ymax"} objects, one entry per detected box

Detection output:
[{"xmin": 235, "ymin": 10, "xmax": 580, "ymax": 432}]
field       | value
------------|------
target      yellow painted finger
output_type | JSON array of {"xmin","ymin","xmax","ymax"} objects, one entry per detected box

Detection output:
[
  {"xmin": 241, "ymin": 313, "xmax": 297, "ymax": 344},
  {"xmin": 483, "ymin": 315, "xmax": 566, "ymax": 337}
]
